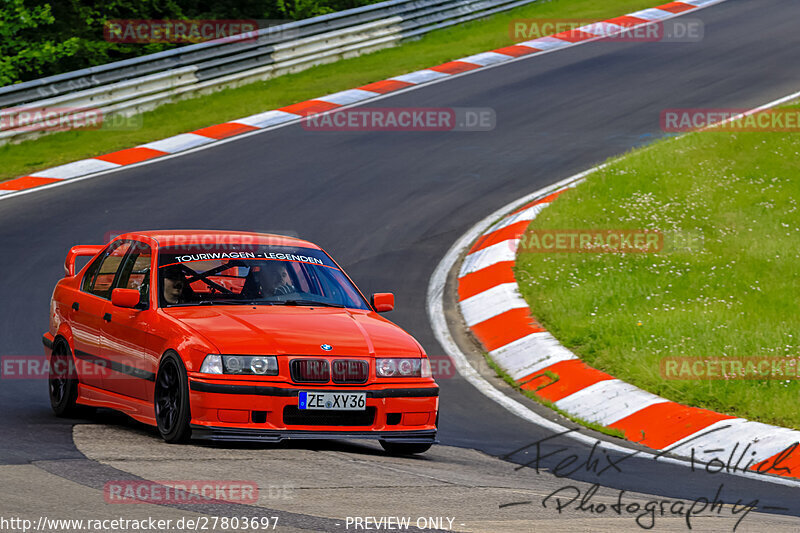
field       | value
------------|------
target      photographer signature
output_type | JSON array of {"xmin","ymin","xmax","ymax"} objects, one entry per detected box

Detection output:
[{"xmin": 499, "ymin": 427, "xmax": 793, "ymax": 530}]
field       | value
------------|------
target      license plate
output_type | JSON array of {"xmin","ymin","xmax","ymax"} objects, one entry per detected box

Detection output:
[{"xmin": 298, "ymin": 391, "xmax": 366, "ymax": 411}]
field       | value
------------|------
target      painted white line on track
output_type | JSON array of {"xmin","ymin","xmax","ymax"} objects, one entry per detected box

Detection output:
[
  {"xmin": 459, "ymin": 283, "xmax": 528, "ymax": 326},
  {"xmin": 491, "ymin": 331, "xmax": 577, "ymax": 380},
  {"xmin": 554, "ymin": 379, "xmax": 670, "ymax": 426},
  {"xmin": 459, "ymin": 240, "xmax": 518, "ymax": 276},
  {"xmin": 30, "ymin": 159, "xmax": 120, "ymax": 179}
]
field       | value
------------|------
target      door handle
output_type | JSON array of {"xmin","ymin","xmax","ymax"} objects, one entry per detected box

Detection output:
[
  {"xmin": 72, "ymin": 302, "xmax": 79, "ymax": 311},
  {"xmin": 103, "ymin": 313, "xmax": 112, "ymax": 322}
]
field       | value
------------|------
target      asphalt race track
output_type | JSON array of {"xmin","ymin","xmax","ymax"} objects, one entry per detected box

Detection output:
[{"xmin": 2, "ymin": 0, "xmax": 800, "ymax": 531}]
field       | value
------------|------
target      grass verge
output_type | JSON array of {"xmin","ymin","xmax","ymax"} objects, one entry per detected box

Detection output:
[
  {"xmin": 516, "ymin": 103, "xmax": 800, "ymax": 429},
  {"xmin": 1, "ymin": 0, "xmax": 657, "ymax": 183}
]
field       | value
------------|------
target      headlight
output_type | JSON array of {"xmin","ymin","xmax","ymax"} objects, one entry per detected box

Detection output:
[
  {"xmin": 200, "ymin": 354, "xmax": 223, "ymax": 374},
  {"xmin": 376, "ymin": 358, "xmax": 427, "ymax": 378},
  {"xmin": 421, "ymin": 358, "xmax": 432, "ymax": 378},
  {"xmin": 200, "ymin": 354, "xmax": 278, "ymax": 376}
]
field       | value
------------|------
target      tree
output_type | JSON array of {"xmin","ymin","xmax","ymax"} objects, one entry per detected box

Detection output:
[
  {"xmin": 0, "ymin": 0, "xmax": 386, "ymax": 86},
  {"xmin": 0, "ymin": 0, "xmax": 80, "ymax": 85}
]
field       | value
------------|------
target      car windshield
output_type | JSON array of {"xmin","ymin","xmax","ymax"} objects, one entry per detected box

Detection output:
[{"xmin": 157, "ymin": 244, "xmax": 369, "ymax": 310}]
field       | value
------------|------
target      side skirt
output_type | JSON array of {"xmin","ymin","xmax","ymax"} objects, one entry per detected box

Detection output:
[{"xmin": 77, "ymin": 383, "xmax": 156, "ymax": 426}]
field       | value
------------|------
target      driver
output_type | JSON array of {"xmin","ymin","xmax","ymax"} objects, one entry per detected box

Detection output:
[
  {"xmin": 261, "ymin": 261, "xmax": 296, "ymax": 296},
  {"xmin": 162, "ymin": 265, "xmax": 189, "ymax": 305}
]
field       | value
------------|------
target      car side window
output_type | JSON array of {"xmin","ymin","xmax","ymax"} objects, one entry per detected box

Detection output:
[
  {"xmin": 114, "ymin": 242, "xmax": 152, "ymax": 305},
  {"xmin": 81, "ymin": 253, "xmax": 105, "ymax": 293},
  {"xmin": 87, "ymin": 241, "xmax": 131, "ymax": 299}
]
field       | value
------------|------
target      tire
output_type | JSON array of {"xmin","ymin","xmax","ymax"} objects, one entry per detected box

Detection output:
[
  {"xmin": 379, "ymin": 441, "xmax": 433, "ymax": 455},
  {"xmin": 154, "ymin": 352, "xmax": 192, "ymax": 444},
  {"xmin": 49, "ymin": 340, "xmax": 82, "ymax": 417}
]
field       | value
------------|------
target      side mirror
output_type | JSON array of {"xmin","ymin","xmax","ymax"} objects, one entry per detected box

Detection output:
[
  {"xmin": 371, "ymin": 293, "xmax": 394, "ymax": 313},
  {"xmin": 112, "ymin": 288, "xmax": 141, "ymax": 309}
]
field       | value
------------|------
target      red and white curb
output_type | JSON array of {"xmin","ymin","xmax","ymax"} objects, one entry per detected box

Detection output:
[
  {"xmin": 455, "ymin": 185, "xmax": 800, "ymax": 480},
  {"xmin": 1, "ymin": 0, "xmax": 725, "ymax": 199},
  {"xmin": 437, "ymin": 87, "xmax": 800, "ymax": 483}
]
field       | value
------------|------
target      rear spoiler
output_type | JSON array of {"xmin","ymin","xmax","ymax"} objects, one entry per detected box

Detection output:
[{"xmin": 65, "ymin": 245, "xmax": 105, "ymax": 277}]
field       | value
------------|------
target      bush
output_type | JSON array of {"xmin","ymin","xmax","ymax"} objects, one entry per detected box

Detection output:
[{"xmin": 0, "ymin": 0, "xmax": 385, "ymax": 86}]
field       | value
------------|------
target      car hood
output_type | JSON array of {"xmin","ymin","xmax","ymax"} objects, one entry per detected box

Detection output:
[{"xmin": 163, "ymin": 306, "xmax": 423, "ymax": 357}]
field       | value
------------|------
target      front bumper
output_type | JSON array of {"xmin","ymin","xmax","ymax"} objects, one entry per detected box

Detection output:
[
  {"xmin": 191, "ymin": 426, "xmax": 437, "ymax": 443},
  {"xmin": 188, "ymin": 377, "xmax": 439, "ymax": 439}
]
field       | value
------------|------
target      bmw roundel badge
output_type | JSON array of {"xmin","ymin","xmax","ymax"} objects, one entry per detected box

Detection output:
[{"xmin": 321, "ymin": 344, "xmax": 333, "ymax": 351}]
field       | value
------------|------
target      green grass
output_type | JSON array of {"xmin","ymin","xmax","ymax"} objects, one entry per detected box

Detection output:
[
  {"xmin": 1, "ymin": 0, "xmax": 655, "ymax": 183},
  {"xmin": 516, "ymin": 103, "xmax": 800, "ymax": 429}
]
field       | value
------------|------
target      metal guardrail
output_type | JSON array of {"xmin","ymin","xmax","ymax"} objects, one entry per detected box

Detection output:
[{"xmin": 0, "ymin": 0, "xmax": 537, "ymax": 144}]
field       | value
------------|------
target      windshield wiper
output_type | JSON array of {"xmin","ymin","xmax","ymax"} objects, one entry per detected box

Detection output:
[
  {"xmin": 182, "ymin": 299, "xmax": 272, "ymax": 306},
  {"xmin": 170, "ymin": 299, "xmax": 343, "ymax": 308},
  {"xmin": 281, "ymin": 299, "xmax": 345, "ymax": 308}
]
